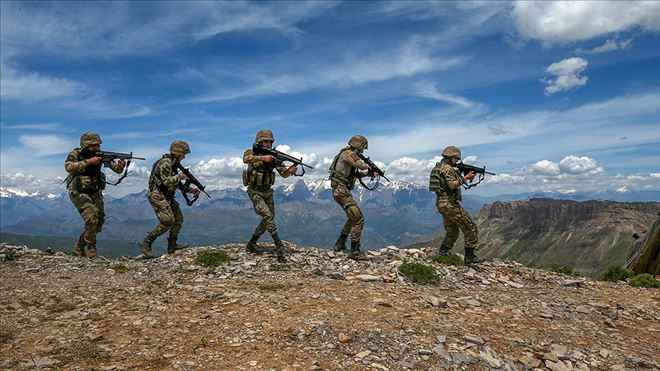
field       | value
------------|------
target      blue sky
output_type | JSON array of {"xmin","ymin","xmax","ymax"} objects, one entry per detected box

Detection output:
[{"xmin": 1, "ymin": 1, "xmax": 659, "ymax": 196}]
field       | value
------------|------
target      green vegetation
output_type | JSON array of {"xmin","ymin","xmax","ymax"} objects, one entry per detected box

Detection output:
[
  {"xmin": 599, "ymin": 266, "xmax": 634, "ymax": 282},
  {"xmin": 629, "ymin": 274, "xmax": 660, "ymax": 288},
  {"xmin": 258, "ymin": 284, "xmax": 289, "ymax": 292},
  {"xmin": 548, "ymin": 264, "xmax": 574, "ymax": 276},
  {"xmin": 269, "ymin": 263, "xmax": 292, "ymax": 271},
  {"xmin": 195, "ymin": 250, "xmax": 230, "ymax": 267},
  {"xmin": 399, "ymin": 262, "xmax": 439, "ymax": 284},
  {"xmin": 431, "ymin": 254, "xmax": 464, "ymax": 266},
  {"xmin": 111, "ymin": 263, "xmax": 129, "ymax": 274}
]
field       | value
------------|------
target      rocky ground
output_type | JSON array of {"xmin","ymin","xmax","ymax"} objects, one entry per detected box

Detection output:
[{"xmin": 1, "ymin": 243, "xmax": 659, "ymax": 371}]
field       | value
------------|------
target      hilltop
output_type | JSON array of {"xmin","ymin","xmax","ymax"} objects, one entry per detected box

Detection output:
[
  {"xmin": 1, "ymin": 243, "xmax": 658, "ymax": 370},
  {"xmin": 411, "ymin": 198, "xmax": 659, "ymax": 276}
]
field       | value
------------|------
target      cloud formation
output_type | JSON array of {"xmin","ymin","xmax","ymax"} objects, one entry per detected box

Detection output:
[
  {"xmin": 512, "ymin": 1, "xmax": 660, "ymax": 44},
  {"xmin": 541, "ymin": 57, "xmax": 589, "ymax": 95}
]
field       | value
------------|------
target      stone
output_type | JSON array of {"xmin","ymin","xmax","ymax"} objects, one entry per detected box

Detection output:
[
  {"xmin": 425, "ymin": 295, "xmax": 447, "ymax": 308},
  {"xmin": 355, "ymin": 350, "xmax": 371, "ymax": 359},
  {"xmin": 374, "ymin": 299, "xmax": 393, "ymax": 308},
  {"xmin": 355, "ymin": 274, "xmax": 381, "ymax": 282},
  {"xmin": 540, "ymin": 312, "xmax": 555, "ymax": 319},
  {"xmin": 338, "ymin": 333, "xmax": 352, "ymax": 343},
  {"xmin": 329, "ymin": 272, "xmax": 346, "ymax": 280},
  {"xmin": 86, "ymin": 332, "xmax": 104, "ymax": 341},
  {"xmin": 464, "ymin": 335, "xmax": 485, "ymax": 345},
  {"xmin": 479, "ymin": 351, "xmax": 502, "ymax": 368},
  {"xmin": 457, "ymin": 297, "xmax": 481, "ymax": 307},
  {"xmin": 575, "ymin": 305, "xmax": 592, "ymax": 314},
  {"xmin": 433, "ymin": 344, "xmax": 452, "ymax": 361}
]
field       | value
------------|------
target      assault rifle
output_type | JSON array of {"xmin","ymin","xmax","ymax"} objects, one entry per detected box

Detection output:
[
  {"xmin": 356, "ymin": 152, "xmax": 390, "ymax": 191},
  {"xmin": 93, "ymin": 151, "xmax": 146, "ymax": 186},
  {"xmin": 174, "ymin": 162, "xmax": 211, "ymax": 206},
  {"xmin": 455, "ymin": 162, "xmax": 496, "ymax": 189},
  {"xmin": 252, "ymin": 143, "xmax": 314, "ymax": 176}
]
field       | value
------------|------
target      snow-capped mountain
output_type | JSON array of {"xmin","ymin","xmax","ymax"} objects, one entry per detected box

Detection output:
[{"xmin": 0, "ymin": 187, "xmax": 62, "ymax": 200}]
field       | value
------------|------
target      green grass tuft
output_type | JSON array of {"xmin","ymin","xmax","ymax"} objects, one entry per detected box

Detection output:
[
  {"xmin": 111, "ymin": 263, "xmax": 129, "ymax": 274},
  {"xmin": 629, "ymin": 274, "xmax": 660, "ymax": 288},
  {"xmin": 195, "ymin": 250, "xmax": 230, "ymax": 267},
  {"xmin": 548, "ymin": 264, "xmax": 574, "ymax": 275},
  {"xmin": 431, "ymin": 254, "xmax": 464, "ymax": 266},
  {"xmin": 599, "ymin": 266, "xmax": 634, "ymax": 282},
  {"xmin": 269, "ymin": 263, "xmax": 292, "ymax": 271},
  {"xmin": 399, "ymin": 262, "xmax": 439, "ymax": 284}
]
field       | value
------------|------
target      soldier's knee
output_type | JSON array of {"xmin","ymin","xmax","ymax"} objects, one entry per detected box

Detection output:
[
  {"xmin": 159, "ymin": 214, "xmax": 175, "ymax": 227},
  {"xmin": 345, "ymin": 205, "xmax": 363, "ymax": 222}
]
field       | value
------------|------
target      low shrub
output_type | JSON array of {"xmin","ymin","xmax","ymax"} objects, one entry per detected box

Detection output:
[
  {"xmin": 400, "ymin": 262, "xmax": 439, "ymax": 284},
  {"xmin": 195, "ymin": 250, "xmax": 230, "ymax": 267},
  {"xmin": 629, "ymin": 274, "xmax": 660, "ymax": 288},
  {"xmin": 432, "ymin": 254, "xmax": 464, "ymax": 266},
  {"xmin": 599, "ymin": 266, "xmax": 634, "ymax": 282}
]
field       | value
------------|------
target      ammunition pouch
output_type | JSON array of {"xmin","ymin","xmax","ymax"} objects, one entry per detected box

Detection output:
[
  {"xmin": 73, "ymin": 174, "xmax": 106, "ymax": 193},
  {"xmin": 245, "ymin": 169, "xmax": 275, "ymax": 189}
]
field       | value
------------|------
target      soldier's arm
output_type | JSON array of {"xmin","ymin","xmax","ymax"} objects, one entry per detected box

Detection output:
[
  {"xmin": 158, "ymin": 159, "xmax": 183, "ymax": 188},
  {"xmin": 108, "ymin": 160, "xmax": 123, "ymax": 174},
  {"xmin": 440, "ymin": 164, "xmax": 463, "ymax": 190},
  {"xmin": 243, "ymin": 149, "xmax": 264, "ymax": 165},
  {"xmin": 64, "ymin": 152, "xmax": 87, "ymax": 173},
  {"xmin": 343, "ymin": 152, "xmax": 370, "ymax": 178},
  {"xmin": 276, "ymin": 163, "xmax": 293, "ymax": 178}
]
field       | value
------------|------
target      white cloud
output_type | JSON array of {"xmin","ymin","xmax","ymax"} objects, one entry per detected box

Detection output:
[
  {"xmin": 463, "ymin": 156, "xmax": 478, "ymax": 165},
  {"xmin": 529, "ymin": 160, "xmax": 560, "ymax": 175},
  {"xmin": 616, "ymin": 185, "xmax": 629, "ymax": 194},
  {"xmin": 17, "ymin": 135, "xmax": 72, "ymax": 157},
  {"xmin": 0, "ymin": 172, "xmax": 41, "ymax": 187},
  {"xmin": 182, "ymin": 37, "xmax": 463, "ymax": 103},
  {"xmin": 0, "ymin": 122, "xmax": 61, "ymax": 131},
  {"xmin": 651, "ymin": 173, "xmax": 660, "ymax": 178},
  {"xmin": 541, "ymin": 57, "xmax": 588, "ymax": 96},
  {"xmin": 193, "ymin": 157, "xmax": 245, "ymax": 179},
  {"xmin": 0, "ymin": 63, "xmax": 83, "ymax": 101},
  {"xmin": 512, "ymin": 1, "xmax": 660, "ymax": 44},
  {"xmin": 576, "ymin": 37, "xmax": 633, "ymax": 54},
  {"xmin": 558, "ymin": 155, "xmax": 603, "ymax": 175},
  {"xmin": 413, "ymin": 81, "xmax": 475, "ymax": 108}
]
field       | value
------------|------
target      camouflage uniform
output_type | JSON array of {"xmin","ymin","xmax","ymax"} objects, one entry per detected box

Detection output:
[
  {"xmin": 65, "ymin": 132, "xmax": 123, "ymax": 257},
  {"xmin": 139, "ymin": 141, "xmax": 193, "ymax": 257},
  {"xmin": 243, "ymin": 130, "xmax": 292, "ymax": 258},
  {"xmin": 429, "ymin": 147, "xmax": 481, "ymax": 263},
  {"xmin": 330, "ymin": 135, "xmax": 371, "ymax": 256}
]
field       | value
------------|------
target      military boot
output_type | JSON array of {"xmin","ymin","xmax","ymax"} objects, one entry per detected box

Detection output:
[
  {"xmin": 72, "ymin": 234, "xmax": 86, "ymax": 257},
  {"xmin": 246, "ymin": 234, "xmax": 264, "ymax": 254},
  {"xmin": 333, "ymin": 233, "xmax": 348, "ymax": 252},
  {"xmin": 86, "ymin": 244, "xmax": 98, "ymax": 258},
  {"xmin": 271, "ymin": 232, "xmax": 286, "ymax": 263},
  {"xmin": 349, "ymin": 240, "xmax": 368, "ymax": 261},
  {"xmin": 464, "ymin": 248, "xmax": 485, "ymax": 265},
  {"xmin": 436, "ymin": 244, "xmax": 452, "ymax": 256},
  {"xmin": 167, "ymin": 235, "xmax": 189, "ymax": 254},
  {"xmin": 138, "ymin": 233, "xmax": 156, "ymax": 259}
]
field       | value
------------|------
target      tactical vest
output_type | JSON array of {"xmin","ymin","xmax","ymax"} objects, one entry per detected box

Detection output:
[
  {"xmin": 149, "ymin": 154, "xmax": 179, "ymax": 199},
  {"xmin": 329, "ymin": 148, "xmax": 358, "ymax": 190},
  {"xmin": 243, "ymin": 161, "xmax": 276, "ymax": 191},
  {"xmin": 429, "ymin": 160, "xmax": 461, "ymax": 201},
  {"xmin": 66, "ymin": 148, "xmax": 106, "ymax": 193}
]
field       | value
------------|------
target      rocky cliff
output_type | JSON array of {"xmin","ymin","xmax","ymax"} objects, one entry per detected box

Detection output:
[
  {"xmin": 1, "ymin": 243, "xmax": 658, "ymax": 370},
  {"xmin": 475, "ymin": 199, "xmax": 660, "ymax": 275}
]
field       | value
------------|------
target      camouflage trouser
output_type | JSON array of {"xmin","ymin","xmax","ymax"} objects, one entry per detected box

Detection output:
[
  {"xmin": 436, "ymin": 196, "xmax": 478, "ymax": 249},
  {"xmin": 247, "ymin": 188, "xmax": 276, "ymax": 236},
  {"xmin": 69, "ymin": 190, "xmax": 105, "ymax": 246},
  {"xmin": 147, "ymin": 188, "xmax": 183, "ymax": 238},
  {"xmin": 332, "ymin": 183, "xmax": 364, "ymax": 241}
]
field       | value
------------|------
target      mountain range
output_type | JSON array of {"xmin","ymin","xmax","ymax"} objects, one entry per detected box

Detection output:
[{"xmin": 1, "ymin": 179, "xmax": 659, "ymax": 260}]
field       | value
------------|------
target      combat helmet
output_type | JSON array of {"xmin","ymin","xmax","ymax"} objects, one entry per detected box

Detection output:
[
  {"xmin": 442, "ymin": 146, "xmax": 461, "ymax": 159},
  {"xmin": 170, "ymin": 140, "xmax": 191, "ymax": 155},
  {"xmin": 80, "ymin": 131, "xmax": 102, "ymax": 148},
  {"xmin": 255, "ymin": 130, "xmax": 274, "ymax": 143},
  {"xmin": 348, "ymin": 135, "xmax": 368, "ymax": 150}
]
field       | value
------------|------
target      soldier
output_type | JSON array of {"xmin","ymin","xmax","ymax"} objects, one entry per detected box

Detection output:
[
  {"xmin": 138, "ymin": 140, "xmax": 199, "ymax": 258},
  {"xmin": 329, "ymin": 135, "xmax": 376, "ymax": 259},
  {"xmin": 65, "ymin": 132, "xmax": 125, "ymax": 258},
  {"xmin": 429, "ymin": 146, "xmax": 484, "ymax": 264},
  {"xmin": 243, "ymin": 130, "xmax": 297, "ymax": 261}
]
